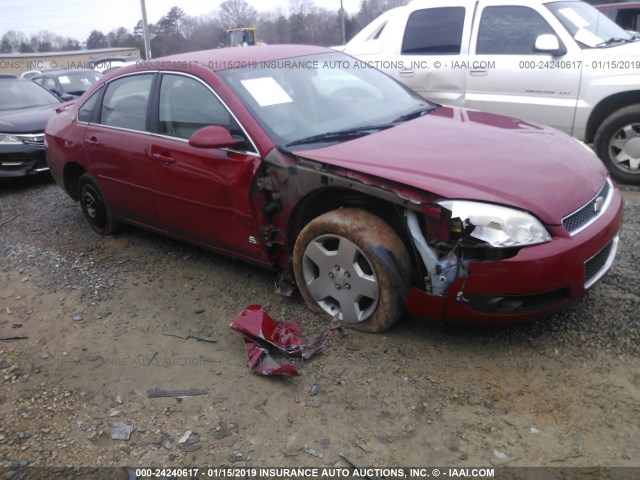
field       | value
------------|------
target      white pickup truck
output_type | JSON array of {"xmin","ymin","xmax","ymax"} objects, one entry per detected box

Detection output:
[{"xmin": 342, "ymin": 0, "xmax": 640, "ymax": 185}]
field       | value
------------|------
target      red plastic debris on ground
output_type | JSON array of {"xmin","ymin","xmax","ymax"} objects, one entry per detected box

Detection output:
[{"xmin": 230, "ymin": 304, "xmax": 340, "ymax": 376}]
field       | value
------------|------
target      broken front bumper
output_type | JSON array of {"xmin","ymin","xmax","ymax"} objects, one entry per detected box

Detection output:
[{"xmin": 406, "ymin": 186, "xmax": 624, "ymax": 325}]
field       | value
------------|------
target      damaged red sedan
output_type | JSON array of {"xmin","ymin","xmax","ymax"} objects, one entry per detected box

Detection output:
[{"xmin": 45, "ymin": 46, "xmax": 623, "ymax": 332}]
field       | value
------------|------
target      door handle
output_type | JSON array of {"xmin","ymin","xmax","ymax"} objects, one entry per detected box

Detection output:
[
  {"xmin": 399, "ymin": 69, "xmax": 415, "ymax": 77},
  {"xmin": 152, "ymin": 152, "xmax": 175, "ymax": 166},
  {"xmin": 470, "ymin": 69, "xmax": 487, "ymax": 76},
  {"xmin": 84, "ymin": 137, "xmax": 101, "ymax": 147}
]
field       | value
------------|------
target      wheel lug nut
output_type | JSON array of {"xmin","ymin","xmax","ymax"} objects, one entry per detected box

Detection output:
[
  {"xmin": 335, "ymin": 265, "xmax": 340, "ymax": 271},
  {"xmin": 345, "ymin": 284, "xmax": 351, "ymax": 289},
  {"xmin": 344, "ymin": 272, "xmax": 350, "ymax": 278},
  {"xmin": 335, "ymin": 284, "xmax": 341, "ymax": 290},
  {"xmin": 329, "ymin": 273, "xmax": 334, "ymax": 279}
]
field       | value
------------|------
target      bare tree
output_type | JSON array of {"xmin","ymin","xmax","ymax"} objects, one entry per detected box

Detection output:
[
  {"xmin": 1, "ymin": 30, "xmax": 28, "ymax": 53},
  {"xmin": 179, "ymin": 15, "xmax": 199, "ymax": 42},
  {"xmin": 107, "ymin": 27, "xmax": 136, "ymax": 48},
  {"xmin": 60, "ymin": 38, "xmax": 81, "ymax": 51},
  {"xmin": 181, "ymin": 15, "xmax": 227, "ymax": 50},
  {"xmin": 86, "ymin": 30, "xmax": 108, "ymax": 50},
  {"xmin": 157, "ymin": 7, "xmax": 186, "ymax": 34},
  {"xmin": 288, "ymin": 0, "xmax": 314, "ymax": 16},
  {"xmin": 257, "ymin": 10, "xmax": 288, "ymax": 44},
  {"xmin": 305, "ymin": 8, "xmax": 341, "ymax": 46},
  {"xmin": 0, "ymin": 37, "xmax": 10, "ymax": 53},
  {"xmin": 357, "ymin": 0, "xmax": 408, "ymax": 27},
  {"xmin": 219, "ymin": 0, "xmax": 258, "ymax": 29},
  {"xmin": 28, "ymin": 30, "xmax": 58, "ymax": 52},
  {"xmin": 0, "ymin": 1, "xmax": 360, "ymax": 56}
]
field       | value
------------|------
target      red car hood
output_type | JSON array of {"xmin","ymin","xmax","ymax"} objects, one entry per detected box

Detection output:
[{"xmin": 294, "ymin": 107, "xmax": 607, "ymax": 225}]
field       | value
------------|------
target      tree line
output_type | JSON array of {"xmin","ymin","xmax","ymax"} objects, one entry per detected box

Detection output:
[
  {"xmin": 0, "ymin": 0, "xmax": 612, "ymax": 58},
  {"xmin": 0, "ymin": 0, "xmax": 408, "ymax": 58}
]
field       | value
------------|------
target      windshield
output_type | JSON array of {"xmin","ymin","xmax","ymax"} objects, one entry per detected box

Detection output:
[
  {"xmin": 56, "ymin": 71, "xmax": 102, "ymax": 94},
  {"xmin": 546, "ymin": 1, "xmax": 633, "ymax": 48},
  {"xmin": 219, "ymin": 52, "xmax": 434, "ymax": 149},
  {"xmin": 0, "ymin": 79, "xmax": 60, "ymax": 111}
]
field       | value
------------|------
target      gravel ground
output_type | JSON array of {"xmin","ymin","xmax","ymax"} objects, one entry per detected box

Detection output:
[{"xmin": 0, "ymin": 175, "xmax": 638, "ymax": 470}]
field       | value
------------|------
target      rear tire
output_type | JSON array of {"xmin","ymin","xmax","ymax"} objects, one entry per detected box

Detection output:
[
  {"xmin": 78, "ymin": 173, "xmax": 119, "ymax": 236},
  {"xmin": 293, "ymin": 208, "xmax": 411, "ymax": 333},
  {"xmin": 594, "ymin": 105, "xmax": 640, "ymax": 185}
]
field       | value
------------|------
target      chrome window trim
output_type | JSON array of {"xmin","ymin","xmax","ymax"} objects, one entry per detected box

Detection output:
[
  {"xmin": 157, "ymin": 71, "xmax": 260, "ymax": 155},
  {"xmin": 562, "ymin": 177, "xmax": 613, "ymax": 237},
  {"xmin": 78, "ymin": 69, "xmax": 260, "ymax": 157},
  {"xmin": 73, "ymin": 122, "xmax": 261, "ymax": 158},
  {"xmin": 78, "ymin": 70, "xmax": 156, "ymax": 128}
]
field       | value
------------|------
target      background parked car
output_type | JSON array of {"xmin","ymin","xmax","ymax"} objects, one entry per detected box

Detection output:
[
  {"xmin": 342, "ymin": 0, "xmax": 640, "ymax": 185},
  {"xmin": 0, "ymin": 78, "xmax": 61, "ymax": 178},
  {"xmin": 30, "ymin": 69, "xmax": 102, "ymax": 100},
  {"xmin": 20, "ymin": 70, "xmax": 42, "ymax": 80},
  {"xmin": 596, "ymin": 2, "xmax": 640, "ymax": 32}
]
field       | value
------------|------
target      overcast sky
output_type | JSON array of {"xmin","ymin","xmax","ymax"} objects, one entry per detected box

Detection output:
[{"xmin": 2, "ymin": 0, "xmax": 361, "ymax": 42}]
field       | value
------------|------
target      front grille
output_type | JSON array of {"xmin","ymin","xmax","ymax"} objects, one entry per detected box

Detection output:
[
  {"xmin": 1, "ymin": 153, "xmax": 32, "ymax": 167},
  {"xmin": 562, "ymin": 179, "xmax": 611, "ymax": 235},
  {"xmin": 0, "ymin": 151, "xmax": 46, "ymax": 170},
  {"xmin": 584, "ymin": 235, "xmax": 619, "ymax": 289},
  {"xmin": 18, "ymin": 133, "xmax": 45, "ymax": 146}
]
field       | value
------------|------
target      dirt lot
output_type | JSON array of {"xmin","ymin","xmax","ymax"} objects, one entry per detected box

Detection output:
[{"xmin": 0, "ymin": 175, "xmax": 639, "ymax": 470}]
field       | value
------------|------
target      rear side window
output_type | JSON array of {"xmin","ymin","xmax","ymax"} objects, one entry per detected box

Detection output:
[
  {"xmin": 477, "ymin": 6, "xmax": 555, "ymax": 54},
  {"xmin": 99, "ymin": 74, "xmax": 153, "ymax": 131},
  {"xmin": 78, "ymin": 88, "xmax": 101, "ymax": 123},
  {"xmin": 401, "ymin": 7, "xmax": 466, "ymax": 54}
]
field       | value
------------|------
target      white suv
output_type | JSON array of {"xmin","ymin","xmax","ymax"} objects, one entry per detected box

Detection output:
[{"xmin": 343, "ymin": 0, "xmax": 640, "ymax": 185}]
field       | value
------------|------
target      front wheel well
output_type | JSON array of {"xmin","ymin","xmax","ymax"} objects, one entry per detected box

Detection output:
[
  {"xmin": 62, "ymin": 162, "xmax": 86, "ymax": 201},
  {"xmin": 287, "ymin": 187, "xmax": 414, "ymax": 261},
  {"xmin": 586, "ymin": 91, "xmax": 640, "ymax": 144}
]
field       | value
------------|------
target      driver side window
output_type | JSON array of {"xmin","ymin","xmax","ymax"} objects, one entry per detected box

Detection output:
[
  {"xmin": 477, "ymin": 6, "xmax": 555, "ymax": 54},
  {"xmin": 158, "ymin": 74, "xmax": 254, "ymax": 152}
]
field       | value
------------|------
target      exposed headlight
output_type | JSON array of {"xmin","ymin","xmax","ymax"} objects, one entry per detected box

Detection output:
[
  {"xmin": 0, "ymin": 134, "xmax": 23, "ymax": 145},
  {"xmin": 438, "ymin": 200, "xmax": 551, "ymax": 247}
]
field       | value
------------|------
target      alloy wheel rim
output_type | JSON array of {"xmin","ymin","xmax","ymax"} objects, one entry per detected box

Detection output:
[
  {"xmin": 608, "ymin": 124, "xmax": 640, "ymax": 174},
  {"xmin": 301, "ymin": 234, "xmax": 379, "ymax": 323}
]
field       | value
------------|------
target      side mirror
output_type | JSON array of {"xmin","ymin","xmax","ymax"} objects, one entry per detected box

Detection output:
[
  {"xmin": 534, "ymin": 34, "xmax": 566, "ymax": 56},
  {"xmin": 188, "ymin": 125, "xmax": 237, "ymax": 149}
]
